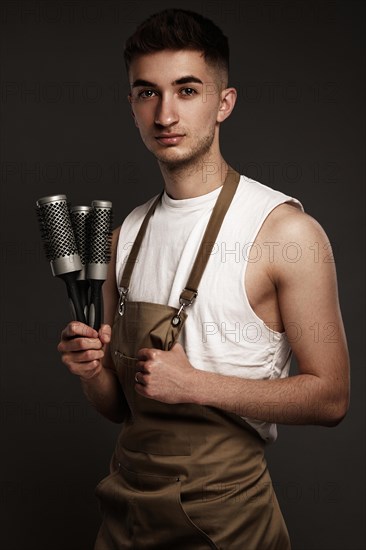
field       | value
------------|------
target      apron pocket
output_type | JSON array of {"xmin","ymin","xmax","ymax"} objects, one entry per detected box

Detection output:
[
  {"xmin": 95, "ymin": 461, "xmax": 219, "ymax": 549},
  {"xmin": 113, "ymin": 350, "xmax": 193, "ymax": 456}
]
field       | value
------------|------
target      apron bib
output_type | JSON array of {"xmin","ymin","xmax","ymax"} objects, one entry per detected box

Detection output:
[{"xmin": 94, "ymin": 169, "xmax": 291, "ymax": 549}]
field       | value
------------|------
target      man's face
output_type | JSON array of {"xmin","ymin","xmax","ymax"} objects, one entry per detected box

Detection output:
[{"xmin": 128, "ymin": 50, "xmax": 228, "ymax": 168}]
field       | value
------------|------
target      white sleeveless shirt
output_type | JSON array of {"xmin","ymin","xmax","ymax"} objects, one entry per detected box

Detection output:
[{"xmin": 115, "ymin": 175, "xmax": 303, "ymax": 442}]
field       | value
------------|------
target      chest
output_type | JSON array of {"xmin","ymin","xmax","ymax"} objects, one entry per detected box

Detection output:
[{"xmin": 117, "ymin": 188, "xmax": 287, "ymax": 332}]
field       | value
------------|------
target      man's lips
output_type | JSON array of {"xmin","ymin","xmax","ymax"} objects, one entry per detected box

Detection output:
[{"xmin": 155, "ymin": 133, "xmax": 185, "ymax": 145}]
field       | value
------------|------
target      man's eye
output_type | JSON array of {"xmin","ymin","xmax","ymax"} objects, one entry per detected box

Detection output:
[
  {"xmin": 180, "ymin": 88, "xmax": 197, "ymax": 96},
  {"xmin": 138, "ymin": 90, "xmax": 157, "ymax": 98}
]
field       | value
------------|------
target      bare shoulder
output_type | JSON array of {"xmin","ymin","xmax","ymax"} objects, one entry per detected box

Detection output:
[
  {"xmin": 261, "ymin": 202, "xmax": 327, "ymax": 241},
  {"xmin": 260, "ymin": 202, "xmax": 332, "ymax": 252},
  {"xmin": 256, "ymin": 201, "xmax": 336, "ymax": 283}
]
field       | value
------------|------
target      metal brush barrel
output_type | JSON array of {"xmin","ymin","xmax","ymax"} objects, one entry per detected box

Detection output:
[
  {"xmin": 70, "ymin": 205, "xmax": 92, "ymax": 280},
  {"xmin": 36, "ymin": 195, "xmax": 82, "ymax": 276},
  {"xmin": 87, "ymin": 200, "xmax": 113, "ymax": 280},
  {"xmin": 87, "ymin": 200, "xmax": 113, "ymax": 329}
]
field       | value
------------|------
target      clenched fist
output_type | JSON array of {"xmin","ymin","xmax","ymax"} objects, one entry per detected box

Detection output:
[{"xmin": 57, "ymin": 322, "xmax": 111, "ymax": 381}]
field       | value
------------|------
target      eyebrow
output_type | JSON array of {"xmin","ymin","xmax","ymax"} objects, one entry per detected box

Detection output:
[
  {"xmin": 174, "ymin": 76, "xmax": 203, "ymax": 85},
  {"xmin": 131, "ymin": 75, "xmax": 204, "ymax": 88}
]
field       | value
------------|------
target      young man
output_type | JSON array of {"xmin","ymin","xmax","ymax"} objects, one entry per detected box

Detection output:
[{"xmin": 58, "ymin": 9, "xmax": 350, "ymax": 549}]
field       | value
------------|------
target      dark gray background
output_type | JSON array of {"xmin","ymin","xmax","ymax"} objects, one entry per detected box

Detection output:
[{"xmin": 0, "ymin": 1, "xmax": 364, "ymax": 549}]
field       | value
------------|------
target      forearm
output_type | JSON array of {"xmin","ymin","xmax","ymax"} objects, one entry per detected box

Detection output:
[
  {"xmin": 191, "ymin": 370, "xmax": 347, "ymax": 426},
  {"xmin": 80, "ymin": 367, "xmax": 129, "ymax": 423},
  {"xmin": 57, "ymin": 322, "xmax": 129, "ymax": 423}
]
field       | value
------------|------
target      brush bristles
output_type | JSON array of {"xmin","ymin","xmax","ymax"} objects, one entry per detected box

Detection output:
[
  {"xmin": 36, "ymin": 199, "xmax": 79, "ymax": 261},
  {"xmin": 36, "ymin": 206, "xmax": 53, "ymax": 261},
  {"xmin": 88, "ymin": 207, "xmax": 113, "ymax": 264},
  {"xmin": 70, "ymin": 207, "xmax": 92, "ymax": 266}
]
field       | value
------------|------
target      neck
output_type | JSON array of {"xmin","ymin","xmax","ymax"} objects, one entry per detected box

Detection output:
[{"xmin": 159, "ymin": 153, "xmax": 230, "ymax": 200}]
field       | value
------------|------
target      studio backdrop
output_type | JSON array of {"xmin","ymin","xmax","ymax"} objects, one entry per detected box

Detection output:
[{"xmin": 0, "ymin": 1, "xmax": 364, "ymax": 549}]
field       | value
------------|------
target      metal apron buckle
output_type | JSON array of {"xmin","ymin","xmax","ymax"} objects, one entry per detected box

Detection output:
[
  {"xmin": 171, "ymin": 289, "xmax": 197, "ymax": 327},
  {"xmin": 118, "ymin": 287, "xmax": 129, "ymax": 316}
]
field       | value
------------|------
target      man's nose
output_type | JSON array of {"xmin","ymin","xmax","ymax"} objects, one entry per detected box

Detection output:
[{"xmin": 154, "ymin": 95, "xmax": 179, "ymax": 127}]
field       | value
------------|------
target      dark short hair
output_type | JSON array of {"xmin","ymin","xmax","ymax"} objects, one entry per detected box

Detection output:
[{"xmin": 124, "ymin": 9, "xmax": 229, "ymax": 78}]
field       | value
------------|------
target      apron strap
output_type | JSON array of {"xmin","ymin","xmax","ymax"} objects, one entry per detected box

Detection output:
[
  {"xmin": 119, "ymin": 167, "xmax": 241, "ymax": 307},
  {"xmin": 179, "ymin": 167, "xmax": 240, "ymax": 306},
  {"xmin": 120, "ymin": 191, "xmax": 163, "ymax": 290}
]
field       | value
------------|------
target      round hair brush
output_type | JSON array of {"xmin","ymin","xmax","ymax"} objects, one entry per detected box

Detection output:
[
  {"xmin": 86, "ymin": 200, "xmax": 113, "ymax": 330},
  {"xmin": 36, "ymin": 194, "xmax": 87, "ymax": 324},
  {"xmin": 70, "ymin": 205, "xmax": 92, "ymax": 321}
]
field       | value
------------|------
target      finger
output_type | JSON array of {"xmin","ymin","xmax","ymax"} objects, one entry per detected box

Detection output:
[
  {"xmin": 135, "ymin": 359, "xmax": 149, "ymax": 372},
  {"xmin": 61, "ymin": 349, "xmax": 104, "ymax": 372},
  {"xmin": 58, "ymin": 335, "xmax": 103, "ymax": 354},
  {"xmin": 61, "ymin": 322, "xmax": 98, "ymax": 341},
  {"xmin": 136, "ymin": 348, "xmax": 149, "ymax": 360},
  {"xmin": 134, "ymin": 371, "xmax": 146, "ymax": 385},
  {"xmin": 98, "ymin": 324, "xmax": 111, "ymax": 345},
  {"xmin": 137, "ymin": 347, "xmax": 158, "ymax": 361},
  {"xmin": 134, "ymin": 382, "xmax": 147, "ymax": 396},
  {"xmin": 68, "ymin": 348, "xmax": 105, "ymax": 364}
]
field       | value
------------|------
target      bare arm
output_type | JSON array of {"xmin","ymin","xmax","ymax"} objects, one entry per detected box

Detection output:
[
  {"xmin": 135, "ymin": 207, "xmax": 350, "ymax": 426},
  {"xmin": 191, "ymin": 208, "xmax": 350, "ymax": 425},
  {"xmin": 57, "ymin": 227, "xmax": 129, "ymax": 423}
]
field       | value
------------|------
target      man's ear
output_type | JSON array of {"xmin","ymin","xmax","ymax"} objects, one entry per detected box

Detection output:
[
  {"xmin": 217, "ymin": 87, "xmax": 237, "ymax": 123},
  {"xmin": 128, "ymin": 93, "xmax": 139, "ymax": 128}
]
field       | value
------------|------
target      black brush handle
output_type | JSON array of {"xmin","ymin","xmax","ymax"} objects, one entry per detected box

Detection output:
[
  {"xmin": 88, "ymin": 280, "xmax": 104, "ymax": 330},
  {"xmin": 77, "ymin": 280, "xmax": 90, "ymax": 320},
  {"xmin": 60, "ymin": 272, "xmax": 87, "ymax": 324},
  {"xmin": 70, "ymin": 205, "xmax": 92, "ymax": 321}
]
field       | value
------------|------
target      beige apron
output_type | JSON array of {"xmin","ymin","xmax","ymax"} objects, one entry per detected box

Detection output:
[{"xmin": 94, "ymin": 169, "xmax": 291, "ymax": 549}]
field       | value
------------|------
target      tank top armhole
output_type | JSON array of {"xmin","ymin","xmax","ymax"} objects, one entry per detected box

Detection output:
[
  {"xmin": 240, "ymin": 196, "xmax": 304, "ymax": 336},
  {"xmin": 242, "ymin": 196, "xmax": 303, "ymax": 277}
]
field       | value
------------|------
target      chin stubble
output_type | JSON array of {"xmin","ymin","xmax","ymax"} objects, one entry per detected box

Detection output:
[{"xmin": 153, "ymin": 131, "xmax": 215, "ymax": 169}]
